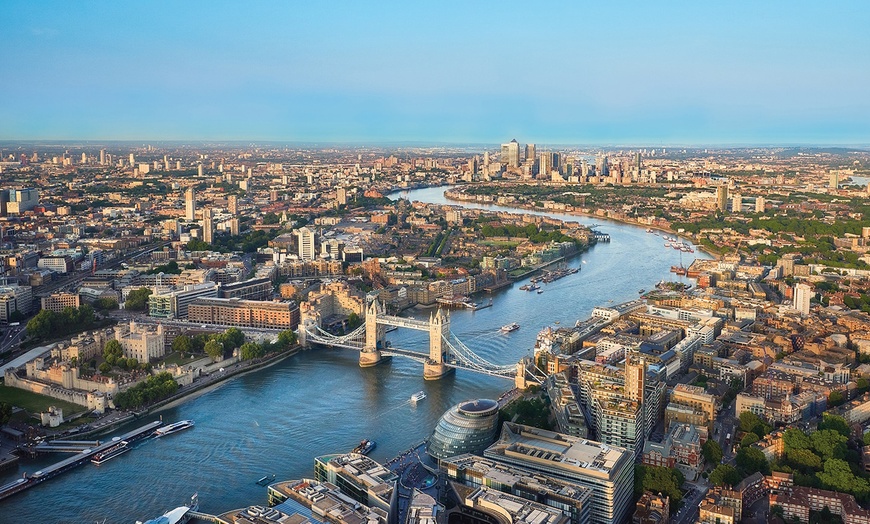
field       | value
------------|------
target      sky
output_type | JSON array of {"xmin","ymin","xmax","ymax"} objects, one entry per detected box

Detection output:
[{"xmin": 2, "ymin": 1, "xmax": 869, "ymax": 145}]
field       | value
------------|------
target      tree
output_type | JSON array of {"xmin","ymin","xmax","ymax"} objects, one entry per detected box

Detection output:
[
  {"xmin": 816, "ymin": 459, "xmax": 870, "ymax": 497},
  {"xmin": 709, "ymin": 464, "xmax": 741, "ymax": 487},
  {"xmin": 347, "ymin": 313, "xmax": 362, "ymax": 330},
  {"xmin": 783, "ymin": 428, "xmax": 812, "ymax": 451},
  {"xmin": 125, "ymin": 288, "xmax": 153, "ymax": 311},
  {"xmin": 702, "ymin": 439, "xmax": 723, "ymax": 465},
  {"xmin": 103, "ymin": 339, "xmax": 123, "ymax": 366},
  {"xmin": 93, "ymin": 298, "xmax": 119, "ymax": 311},
  {"xmin": 739, "ymin": 411, "xmax": 772, "ymax": 437},
  {"xmin": 818, "ymin": 413, "xmax": 850, "ymax": 438},
  {"xmin": 276, "ymin": 330, "xmax": 297, "ymax": 350},
  {"xmin": 204, "ymin": 339, "xmax": 224, "ymax": 361},
  {"xmin": 634, "ymin": 465, "xmax": 684, "ymax": 510},
  {"xmin": 810, "ymin": 429, "xmax": 847, "ymax": 461},
  {"xmin": 785, "ymin": 448, "xmax": 822, "ymax": 471},
  {"xmin": 736, "ymin": 446, "xmax": 770, "ymax": 476},
  {"xmin": 828, "ymin": 391, "xmax": 846, "ymax": 408},
  {"xmin": 172, "ymin": 335, "xmax": 192, "ymax": 354},
  {"xmin": 126, "ymin": 357, "xmax": 138, "ymax": 370},
  {"xmin": 221, "ymin": 328, "xmax": 245, "ymax": 351},
  {"xmin": 239, "ymin": 342, "xmax": 264, "ymax": 361},
  {"xmin": 99, "ymin": 362, "xmax": 112, "ymax": 374},
  {"xmin": 740, "ymin": 433, "xmax": 760, "ymax": 448},
  {"xmin": 0, "ymin": 402, "xmax": 12, "ymax": 425}
]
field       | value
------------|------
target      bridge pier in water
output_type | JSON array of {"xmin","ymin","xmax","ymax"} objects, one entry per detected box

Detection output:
[
  {"xmin": 360, "ymin": 300, "xmax": 387, "ymax": 368},
  {"xmin": 423, "ymin": 307, "xmax": 453, "ymax": 380},
  {"xmin": 304, "ymin": 299, "xmax": 528, "ymax": 383}
]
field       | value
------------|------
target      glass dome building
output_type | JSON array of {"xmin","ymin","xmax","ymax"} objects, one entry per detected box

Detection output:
[{"xmin": 427, "ymin": 398, "xmax": 500, "ymax": 461}]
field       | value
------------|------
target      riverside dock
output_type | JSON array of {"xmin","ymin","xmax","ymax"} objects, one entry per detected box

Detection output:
[{"xmin": 0, "ymin": 420, "xmax": 162, "ymax": 502}]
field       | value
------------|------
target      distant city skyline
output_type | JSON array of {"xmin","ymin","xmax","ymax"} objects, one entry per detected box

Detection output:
[{"xmin": 2, "ymin": 1, "xmax": 869, "ymax": 144}]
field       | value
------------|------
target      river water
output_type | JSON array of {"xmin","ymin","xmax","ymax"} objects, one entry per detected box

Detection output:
[{"xmin": 0, "ymin": 185, "xmax": 711, "ymax": 524}]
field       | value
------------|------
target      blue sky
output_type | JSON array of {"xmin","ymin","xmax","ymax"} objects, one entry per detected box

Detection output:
[{"xmin": 2, "ymin": 1, "xmax": 869, "ymax": 144}]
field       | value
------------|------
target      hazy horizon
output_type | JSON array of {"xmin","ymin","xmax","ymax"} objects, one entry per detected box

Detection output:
[{"xmin": 3, "ymin": 1, "xmax": 869, "ymax": 144}]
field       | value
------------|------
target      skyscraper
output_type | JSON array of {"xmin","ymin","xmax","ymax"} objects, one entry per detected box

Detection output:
[
  {"xmin": 829, "ymin": 170, "xmax": 839, "ymax": 189},
  {"xmin": 525, "ymin": 143, "xmax": 536, "ymax": 162},
  {"xmin": 793, "ymin": 283, "xmax": 812, "ymax": 316},
  {"xmin": 539, "ymin": 152, "xmax": 551, "ymax": 179},
  {"xmin": 99, "ymin": 149, "xmax": 106, "ymax": 165},
  {"xmin": 185, "ymin": 188, "xmax": 196, "ymax": 221},
  {"xmin": 202, "ymin": 207, "xmax": 214, "ymax": 244},
  {"xmin": 227, "ymin": 194, "xmax": 238, "ymax": 215},
  {"xmin": 716, "ymin": 184, "xmax": 729, "ymax": 212},
  {"xmin": 297, "ymin": 227, "xmax": 316, "ymax": 261},
  {"xmin": 501, "ymin": 139, "xmax": 520, "ymax": 168},
  {"xmin": 129, "ymin": 153, "xmax": 135, "ymax": 165}
]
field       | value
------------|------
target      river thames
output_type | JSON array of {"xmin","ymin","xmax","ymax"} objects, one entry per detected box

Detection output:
[{"xmin": 0, "ymin": 186, "xmax": 711, "ymax": 524}]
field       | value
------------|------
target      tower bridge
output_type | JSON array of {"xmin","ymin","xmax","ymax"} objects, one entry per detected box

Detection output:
[{"xmin": 300, "ymin": 300, "xmax": 539, "ymax": 387}]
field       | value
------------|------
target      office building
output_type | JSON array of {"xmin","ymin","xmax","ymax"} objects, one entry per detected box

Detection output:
[
  {"xmin": 442, "ymin": 454, "xmax": 592, "ymax": 524},
  {"xmin": 187, "ymin": 297, "xmax": 299, "ymax": 329},
  {"xmin": 501, "ymin": 139, "xmax": 521, "ymax": 168},
  {"xmin": 185, "ymin": 187, "xmax": 196, "ymax": 221},
  {"xmin": 525, "ymin": 143, "xmax": 536, "ymax": 162},
  {"xmin": 41, "ymin": 292, "xmax": 81, "ymax": 313},
  {"xmin": 484, "ymin": 423, "xmax": 634, "ymax": 524},
  {"xmin": 267, "ymin": 479, "xmax": 388, "ymax": 524},
  {"xmin": 667, "ymin": 383, "xmax": 716, "ymax": 430},
  {"xmin": 148, "ymin": 282, "xmax": 218, "ymax": 319},
  {"xmin": 7, "ymin": 188, "xmax": 39, "ymax": 214},
  {"xmin": 219, "ymin": 277, "xmax": 272, "ymax": 301},
  {"xmin": 297, "ymin": 227, "xmax": 316, "ymax": 261},
  {"xmin": 539, "ymin": 152, "xmax": 552, "ymax": 179},
  {"xmin": 313, "ymin": 453, "xmax": 398, "ymax": 521},
  {"xmin": 0, "ymin": 285, "xmax": 33, "ymax": 323},
  {"xmin": 448, "ymin": 484, "xmax": 571, "ymax": 524},
  {"xmin": 793, "ymin": 283, "xmax": 812, "ymax": 316},
  {"xmin": 427, "ymin": 399, "xmax": 500, "ymax": 461}
]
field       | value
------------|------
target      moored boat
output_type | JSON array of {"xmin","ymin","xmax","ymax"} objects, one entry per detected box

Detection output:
[
  {"xmin": 352, "ymin": 439, "xmax": 377, "ymax": 455},
  {"xmin": 91, "ymin": 440, "xmax": 130, "ymax": 465}
]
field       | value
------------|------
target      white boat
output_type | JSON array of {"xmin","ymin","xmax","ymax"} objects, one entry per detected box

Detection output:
[
  {"xmin": 500, "ymin": 322, "xmax": 520, "ymax": 333},
  {"xmin": 137, "ymin": 494, "xmax": 199, "ymax": 524},
  {"xmin": 154, "ymin": 420, "xmax": 195, "ymax": 438},
  {"xmin": 91, "ymin": 441, "xmax": 130, "ymax": 465},
  {"xmin": 410, "ymin": 391, "xmax": 426, "ymax": 402}
]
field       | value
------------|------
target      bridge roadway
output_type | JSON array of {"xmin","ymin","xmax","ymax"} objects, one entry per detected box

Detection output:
[
  {"xmin": 0, "ymin": 421, "xmax": 163, "ymax": 502},
  {"xmin": 375, "ymin": 314, "xmax": 431, "ymax": 331}
]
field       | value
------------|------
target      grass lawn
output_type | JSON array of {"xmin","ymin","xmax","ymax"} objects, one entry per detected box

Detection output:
[
  {"xmin": 53, "ymin": 416, "xmax": 96, "ymax": 432},
  {"xmin": 161, "ymin": 351, "xmax": 201, "ymax": 367},
  {"xmin": 0, "ymin": 383, "xmax": 87, "ymax": 416}
]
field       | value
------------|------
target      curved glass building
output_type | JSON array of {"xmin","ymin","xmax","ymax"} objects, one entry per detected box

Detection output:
[{"xmin": 427, "ymin": 398, "xmax": 500, "ymax": 461}]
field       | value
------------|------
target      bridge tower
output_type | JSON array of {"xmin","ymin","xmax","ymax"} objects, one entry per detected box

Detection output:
[
  {"xmin": 360, "ymin": 300, "xmax": 386, "ymax": 367},
  {"xmin": 423, "ymin": 307, "xmax": 453, "ymax": 380}
]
